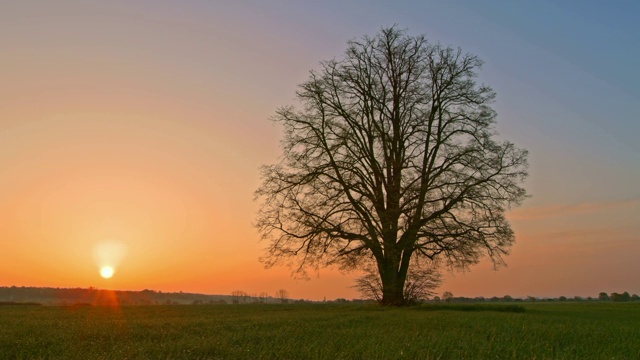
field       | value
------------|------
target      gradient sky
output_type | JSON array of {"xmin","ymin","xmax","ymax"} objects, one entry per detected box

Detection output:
[{"xmin": 1, "ymin": 1, "xmax": 639, "ymax": 300}]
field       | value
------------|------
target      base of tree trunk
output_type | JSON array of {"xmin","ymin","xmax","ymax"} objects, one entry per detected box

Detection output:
[{"xmin": 380, "ymin": 295, "xmax": 407, "ymax": 306}]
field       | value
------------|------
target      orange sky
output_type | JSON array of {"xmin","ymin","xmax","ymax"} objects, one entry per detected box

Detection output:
[{"xmin": 1, "ymin": 2, "xmax": 638, "ymax": 300}]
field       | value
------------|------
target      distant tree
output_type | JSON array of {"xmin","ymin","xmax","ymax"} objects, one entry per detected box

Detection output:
[
  {"xmin": 598, "ymin": 292, "xmax": 610, "ymax": 301},
  {"xmin": 526, "ymin": 296, "xmax": 537, "ymax": 302},
  {"xmin": 610, "ymin": 292, "xmax": 631, "ymax": 302},
  {"xmin": 255, "ymin": 26, "xmax": 529, "ymax": 306},
  {"xmin": 558, "ymin": 296, "xmax": 567, "ymax": 301},
  {"xmin": 573, "ymin": 296, "xmax": 582, "ymax": 302},
  {"xmin": 502, "ymin": 295, "xmax": 513, "ymax": 302},
  {"xmin": 275, "ymin": 289, "xmax": 289, "ymax": 304},
  {"xmin": 259, "ymin": 292, "xmax": 270, "ymax": 303},
  {"xmin": 249, "ymin": 293, "xmax": 260, "ymax": 303},
  {"xmin": 442, "ymin": 291, "xmax": 454, "ymax": 303},
  {"xmin": 231, "ymin": 290, "xmax": 248, "ymax": 304},
  {"xmin": 631, "ymin": 294, "xmax": 640, "ymax": 301}
]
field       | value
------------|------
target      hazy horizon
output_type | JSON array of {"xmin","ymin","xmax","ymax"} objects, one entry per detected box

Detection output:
[{"xmin": 1, "ymin": 1, "xmax": 638, "ymax": 301}]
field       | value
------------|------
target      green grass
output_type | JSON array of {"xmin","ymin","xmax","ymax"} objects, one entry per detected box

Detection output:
[{"xmin": 1, "ymin": 302, "xmax": 639, "ymax": 359}]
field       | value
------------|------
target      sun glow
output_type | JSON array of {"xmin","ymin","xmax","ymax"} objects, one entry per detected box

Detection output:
[
  {"xmin": 93, "ymin": 241, "xmax": 128, "ymax": 280},
  {"xmin": 100, "ymin": 266, "xmax": 115, "ymax": 279}
]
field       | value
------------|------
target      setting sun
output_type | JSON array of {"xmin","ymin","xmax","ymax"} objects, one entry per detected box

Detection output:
[
  {"xmin": 100, "ymin": 266, "xmax": 115, "ymax": 279},
  {"xmin": 93, "ymin": 241, "xmax": 127, "ymax": 281}
]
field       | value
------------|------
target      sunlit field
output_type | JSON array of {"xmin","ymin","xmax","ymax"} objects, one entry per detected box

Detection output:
[{"xmin": 1, "ymin": 302, "xmax": 639, "ymax": 359}]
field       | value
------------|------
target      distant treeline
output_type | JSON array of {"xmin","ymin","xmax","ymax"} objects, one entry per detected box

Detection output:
[
  {"xmin": 0, "ymin": 286, "xmax": 232, "ymax": 306},
  {"xmin": 416, "ymin": 292, "xmax": 640, "ymax": 304},
  {"xmin": 328, "ymin": 292, "xmax": 640, "ymax": 304},
  {"xmin": 597, "ymin": 292, "xmax": 638, "ymax": 302},
  {"xmin": 0, "ymin": 301, "xmax": 42, "ymax": 306},
  {"xmin": 1, "ymin": 286, "xmax": 638, "ymax": 306}
]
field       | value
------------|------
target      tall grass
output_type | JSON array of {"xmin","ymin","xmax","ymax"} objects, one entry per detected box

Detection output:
[{"xmin": 1, "ymin": 302, "xmax": 638, "ymax": 359}]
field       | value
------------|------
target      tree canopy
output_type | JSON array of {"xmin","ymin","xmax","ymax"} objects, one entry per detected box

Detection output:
[{"xmin": 256, "ymin": 27, "xmax": 528, "ymax": 305}]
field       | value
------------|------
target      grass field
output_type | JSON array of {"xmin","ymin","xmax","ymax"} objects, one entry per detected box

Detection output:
[{"xmin": 1, "ymin": 302, "xmax": 639, "ymax": 359}]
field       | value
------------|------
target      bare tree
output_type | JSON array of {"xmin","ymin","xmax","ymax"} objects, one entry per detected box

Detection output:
[
  {"xmin": 256, "ymin": 27, "xmax": 528, "ymax": 305},
  {"xmin": 353, "ymin": 269, "xmax": 383, "ymax": 303},
  {"xmin": 231, "ymin": 290, "xmax": 247, "ymax": 304},
  {"xmin": 402, "ymin": 259, "xmax": 442, "ymax": 303},
  {"xmin": 275, "ymin": 289, "xmax": 289, "ymax": 304}
]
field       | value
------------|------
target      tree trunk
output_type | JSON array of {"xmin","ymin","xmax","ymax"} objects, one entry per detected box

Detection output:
[{"xmin": 380, "ymin": 264, "xmax": 407, "ymax": 306}]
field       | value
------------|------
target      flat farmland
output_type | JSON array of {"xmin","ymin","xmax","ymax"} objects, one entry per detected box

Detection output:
[{"xmin": 1, "ymin": 302, "xmax": 639, "ymax": 359}]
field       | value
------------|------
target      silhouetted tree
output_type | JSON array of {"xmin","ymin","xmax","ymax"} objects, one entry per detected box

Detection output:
[
  {"xmin": 352, "ymin": 269, "xmax": 383, "ymax": 303},
  {"xmin": 259, "ymin": 292, "xmax": 269, "ymax": 303},
  {"xmin": 442, "ymin": 291, "xmax": 454, "ymax": 303},
  {"xmin": 598, "ymin": 292, "xmax": 610, "ymax": 301},
  {"xmin": 275, "ymin": 289, "xmax": 289, "ymax": 304},
  {"xmin": 256, "ymin": 26, "xmax": 528, "ymax": 306},
  {"xmin": 610, "ymin": 292, "xmax": 631, "ymax": 302},
  {"xmin": 231, "ymin": 290, "xmax": 248, "ymax": 304}
]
